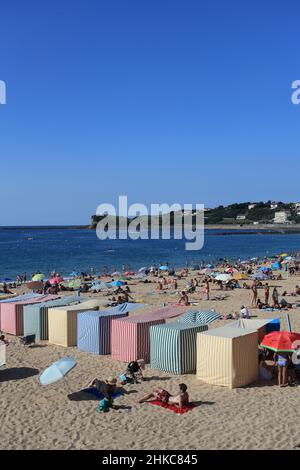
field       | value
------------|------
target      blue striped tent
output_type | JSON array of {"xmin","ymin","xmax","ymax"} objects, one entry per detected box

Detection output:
[
  {"xmin": 178, "ymin": 310, "xmax": 221, "ymax": 325},
  {"xmin": 23, "ymin": 296, "xmax": 77, "ymax": 340},
  {"xmin": 77, "ymin": 309, "xmax": 130, "ymax": 355},
  {"xmin": 150, "ymin": 322, "xmax": 208, "ymax": 374}
]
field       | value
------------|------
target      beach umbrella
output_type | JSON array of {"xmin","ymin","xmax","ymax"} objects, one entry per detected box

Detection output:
[
  {"xmin": 159, "ymin": 266, "xmax": 169, "ymax": 271},
  {"xmin": 215, "ymin": 274, "xmax": 232, "ymax": 282},
  {"xmin": 49, "ymin": 276, "xmax": 64, "ymax": 285},
  {"xmin": 124, "ymin": 271, "xmax": 135, "ymax": 276},
  {"xmin": 110, "ymin": 280, "xmax": 125, "ymax": 287},
  {"xmin": 69, "ymin": 271, "xmax": 80, "ymax": 277},
  {"xmin": 233, "ymin": 273, "xmax": 248, "ymax": 280},
  {"xmin": 138, "ymin": 267, "xmax": 147, "ymax": 273},
  {"xmin": 68, "ymin": 279, "xmax": 82, "ymax": 289},
  {"xmin": 32, "ymin": 274, "xmax": 45, "ymax": 282},
  {"xmin": 200, "ymin": 268, "xmax": 212, "ymax": 275},
  {"xmin": 27, "ymin": 281, "xmax": 43, "ymax": 290},
  {"xmin": 90, "ymin": 281, "xmax": 110, "ymax": 291},
  {"xmin": 261, "ymin": 331, "xmax": 300, "ymax": 353},
  {"xmin": 259, "ymin": 267, "xmax": 272, "ymax": 272},
  {"xmin": 206, "ymin": 264, "xmax": 214, "ymax": 269},
  {"xmin": 272, "ymin": 262, "xmax": 282, "ymax": 270},
  {"xmin": 40, "ymin": 356, "xmax": 76, "ymax": 385},
  {"xmin": 251, "ymin": 272, "xmax": 269, "ymax": 281},
  {"xmin": 225, "ymin": 267, "xmax": 237, "ymax": 273},
  {"xmin": 111, "ymin": 271, "xmax": 121, "ymax": 276},
  {"xmin": 279, "ymin": 253, "xmax": 289, "ymax": 258}
]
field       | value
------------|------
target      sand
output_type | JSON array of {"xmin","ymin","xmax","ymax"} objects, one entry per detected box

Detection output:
[{"xmin": 1, "ymin": 272, "xmax": 300, "ymax": 450}]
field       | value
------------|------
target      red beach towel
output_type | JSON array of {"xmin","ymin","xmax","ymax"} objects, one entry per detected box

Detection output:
[{"xmin": 149, "ymin": 400, "xmax": 195, "ymax": 414}]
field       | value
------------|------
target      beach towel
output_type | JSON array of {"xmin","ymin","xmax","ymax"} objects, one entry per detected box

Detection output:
[
  {"xmin": 81, "ymin": 387, "xmax": 124, "ymax": 400},
  {"xmin": 149, "ymin": 400, "xmax": 195, "ymax": 414}
]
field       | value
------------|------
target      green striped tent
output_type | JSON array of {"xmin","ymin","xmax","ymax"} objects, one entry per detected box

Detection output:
[
  {"xmin": 178, "ymin": 310, "xmax": 221, "ymax": 325},
  {"xmin": 150, "ymin": 322, "xmax": 208, "ymax": 374}
]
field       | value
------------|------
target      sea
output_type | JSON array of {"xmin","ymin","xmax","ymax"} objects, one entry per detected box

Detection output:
[{"xmin": 1, "ymin": 227, "xmax": 300, "ymax": 280}]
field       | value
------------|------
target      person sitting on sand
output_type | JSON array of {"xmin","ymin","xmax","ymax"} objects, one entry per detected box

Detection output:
[
  {"xmin": 123, "ymin": 291, "xmax": 133, "ymax": 303},
  {"xmin": 0, "ymin": 334, "xmax": 9, "ymax": 346},
  {"xmin": 178, "ymin": 291, "xmax": 189, "ymax": 306},
  {"xmin": 240, "ymin": 305, "xmax": 249, "ymax": 318},
  {"xmin": 98, "ymin": 386, "xmax": 114, "ymax": 413},
  {"xmin": 2, "ymin": 283, "xmax": 13, "ymax": 294},
  {"xmin": 139, "ymin": 383, "xmax": 189, "ymax": 409}
]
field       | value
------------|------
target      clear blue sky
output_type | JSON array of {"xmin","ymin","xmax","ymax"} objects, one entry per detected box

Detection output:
[{"xmin": 1, "ymin": 0, "xmax": 300, "ymax": 225}]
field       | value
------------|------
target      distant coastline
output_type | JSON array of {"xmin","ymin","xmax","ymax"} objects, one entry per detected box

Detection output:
[{"xmin": 2, "ymin": 224, "xmax": 300, "ymax": 235}]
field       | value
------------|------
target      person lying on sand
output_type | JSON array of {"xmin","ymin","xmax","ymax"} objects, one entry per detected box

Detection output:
[
  {"xmin": 87, "ymin": 376, "xmax": 118, "ymax": 395},
  {"xmin": 139, "ymin": 383, "xmax": 189, "ymax": 409}
]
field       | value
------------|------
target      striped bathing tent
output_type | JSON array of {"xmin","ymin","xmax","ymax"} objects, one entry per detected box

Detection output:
[
  {"xmin": 0, "ymin": 295, "xmax": 58, "ymax": 336},
  {"xmin": 197, "ymin": 327, "xmax": 259, "ymax": 388},
  {"xmin": 77, "ymin": 310, "xmax": 128, "ymax": 355},
  {"xmin": 77, "ymin": 303, "xmax": 144, "ymax": 355},
  {"xmin": 150, "ymin": 322, "xmax": 208, "ymax": 374},
  {"xmin": 111, "ymin": 306, "xmax": 187, "ymax": 363},
  {"xmin": 0, "ymin": 293, "xmax": 43, "ymax": 330},
  {"xmin": 178, "ymin": 310, "xmax": 221, "ymax": 325},
  {"xmin": 48, "ymin": 299, "xmax": 107, "ymax": 347},
  {"xmin": 23, "ymin": 296, "xmax": 78, "ymax": 340}
]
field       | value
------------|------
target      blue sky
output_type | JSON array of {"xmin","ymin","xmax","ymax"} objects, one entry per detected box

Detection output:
[{"xmin": 0, "ymin": 0, "xmax": 300, "ymax": 225}]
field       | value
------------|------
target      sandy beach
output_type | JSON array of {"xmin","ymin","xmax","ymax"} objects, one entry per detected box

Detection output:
[{"xmin": 1, "ymin": 268, "xmax": 300, "ymax": 451}]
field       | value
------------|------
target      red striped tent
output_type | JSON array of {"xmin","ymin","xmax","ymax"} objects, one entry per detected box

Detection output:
[
  {"xmin": 111, "ymin": 305, "xmax": 187, "ymax": 363},
  {"xmin": 0, "ymin": 295, "xmax": 58, "ymax": 336}
]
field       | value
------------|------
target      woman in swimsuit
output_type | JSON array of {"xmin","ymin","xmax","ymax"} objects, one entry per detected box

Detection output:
[{"xmin": 274, "ymin": 352, "xmax": 290, "ymax": 387}]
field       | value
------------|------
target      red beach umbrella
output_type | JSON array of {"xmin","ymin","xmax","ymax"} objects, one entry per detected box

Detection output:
[{"xmin": 261, "ymin": 331, "xmax": 300, "ymax": 353}]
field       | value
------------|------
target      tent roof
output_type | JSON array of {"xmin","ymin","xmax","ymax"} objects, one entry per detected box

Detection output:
[
  {"xmin": 200, "ymin": 326, "xmax": 257, "ymax": 339},
  {"xmin": 223, "ymin": 319, "xmax": 271, "ymax": 330}
]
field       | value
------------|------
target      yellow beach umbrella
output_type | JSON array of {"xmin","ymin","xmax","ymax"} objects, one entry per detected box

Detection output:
[
  {"xmin": 233, "ymin": 273, "xmax": 248, "ymax": 280},
  {"xmin": 32, "ymin": 273, "xmax": 45, "ymax": 282},
  {"xmin": 279, "ymin": 253, "xmax": 288, "ymax": 258}
]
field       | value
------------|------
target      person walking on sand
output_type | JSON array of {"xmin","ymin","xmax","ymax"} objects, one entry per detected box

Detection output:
[
  {"xmin": 204, "ymin": 280, "xmax": 210, "ymax": 300},
  {"xmin": 272, "ymin": 287, "xmax": 279, "ymax": 308},
  {"xmin": 264, "ymin": 283, "xmax": 270, "ymax": 305},
  {"xmin": 251, "ymin": 281, "xmax": 258, "ymax": 307}
]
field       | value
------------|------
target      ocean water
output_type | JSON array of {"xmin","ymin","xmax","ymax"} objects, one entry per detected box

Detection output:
[{"xmin": 1, "ymin": 227, "xmax": 300, "ymax": 279}]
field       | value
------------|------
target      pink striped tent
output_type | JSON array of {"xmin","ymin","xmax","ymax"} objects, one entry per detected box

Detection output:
[
  {"xmin": 111, "ymin": 305, "xmax": 187, "ymax": 363},
  {"xmin": 0, "ymin": 295, "xmax": 58, "ymax": 336}
]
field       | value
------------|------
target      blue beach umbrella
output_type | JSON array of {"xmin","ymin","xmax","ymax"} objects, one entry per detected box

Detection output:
[
  {"xmin": 110, "ymin": 280, "xmax": 125, "ymax": 287},
  {"xmin": 159, "ymin": 266, "xmax": 169, "ymax": 271},
  {"xmin": 40, "ymin": 357, "xmax": 76, "ymax": 385},
  {"xmin": 69, "ymin": 271, "xmax": 80, "ymax": 277}
]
